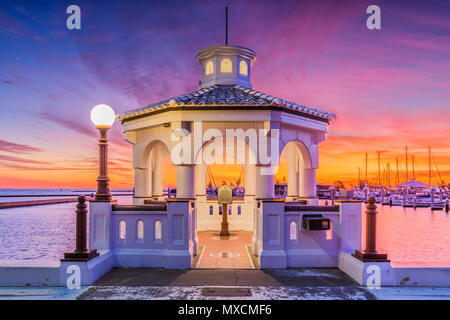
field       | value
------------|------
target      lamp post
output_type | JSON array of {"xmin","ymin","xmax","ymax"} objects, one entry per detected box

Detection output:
[{"xmin": 90, "ymin": 104, "xmax": 115, "ymax": 202}]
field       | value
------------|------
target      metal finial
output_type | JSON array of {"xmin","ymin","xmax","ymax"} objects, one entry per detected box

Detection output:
[{"xmin": 225, "ymin": 7, "xmax": 229, "ymax": 45}]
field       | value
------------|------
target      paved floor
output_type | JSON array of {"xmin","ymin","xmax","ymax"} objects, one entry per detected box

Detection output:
[
  {"xmin": 78, "ymin": 268, "xmax": 375, "ymax": 300},
  {"xmin": 196, "ymin": 231, "xmax": 253, "ymax": 269},
  {"xmin": 76, "ymin": 285, "xmax": 374, "ymax": 300},
  {"xmin": 2, "ymin": 285, "xmax": 450, "ymax": 300},
  {"xmin": 92, "ymin": 268, "xmax": 359, "ymax": 287}
]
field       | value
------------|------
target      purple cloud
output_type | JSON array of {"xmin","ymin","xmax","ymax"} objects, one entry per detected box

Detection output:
[
  {"xmin": 38, "ymin": 111, "xmax": 96, "ymax": 137},
  {"xmin": 0, "ymin": 139, "xmax": 43, "ymax": 154},
  {"xmin": 0, "ymin": 154, "xmax": 50, "ymax": 164}
]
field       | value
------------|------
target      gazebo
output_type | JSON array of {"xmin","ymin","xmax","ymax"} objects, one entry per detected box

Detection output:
[
  {"xmin": 118, "ymin": 44, "xmax": 335, "ymax": 212},
  {"xmin": 84, "ymin": 42, "xmax": 362, "ymax": 272}
]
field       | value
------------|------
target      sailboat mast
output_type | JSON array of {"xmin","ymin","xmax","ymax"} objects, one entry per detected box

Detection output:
[
  {"xmin": 405, "ymin": 146, "xmax": 408, "ymax": 184},
  {"xmin": 365, "ymin": 152, "xmax": 368, "ymax": 188},
  {"xmin": 387, "ymin": 163, "xmax": 391, "ymax": 189},
  {"xmin": 377, "ymin": 151, "xmax": 381, "ymax": 190},
  {"xmin": 396, "ymin": 157, "xmax": 399, "ymax": 187},
  {"xmin": 412, "ymin": 155, "xmax": 415, "ymax": 180},
  {"xmin": 429, "ymin": 146, "xmax": 431, "ymax": 187},
  {"xmin": 358, "ymin": 167, "xmax": 361, "ymax": 187}
]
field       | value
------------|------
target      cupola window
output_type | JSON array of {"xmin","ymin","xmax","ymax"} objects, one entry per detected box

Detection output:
[
  {"xmin": 205, "ymin": 61, "xmax": 214, "ymax": 75},
  {"xmin": 239, "ymin": 60, "xmax": 248, "ymax": 76},
  {"xmin": 220, "ymin": 58, "xmax": 232, "ymax": 73}
]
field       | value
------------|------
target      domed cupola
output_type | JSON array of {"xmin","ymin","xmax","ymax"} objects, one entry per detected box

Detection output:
[{"xmin": 196, "ymin": 45, "xmax": 256, "ymax": 89}]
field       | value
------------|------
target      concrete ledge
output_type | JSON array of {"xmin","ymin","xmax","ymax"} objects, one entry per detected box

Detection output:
[
  {"xmin": 60, "ymin": 251, "xmax": 115, "ymax": 286},
  {"xmin": 0, "ymin": 260, "xmax": 60, "ymax": 287},
  {"xmin": 260, "ymin": 250, "xmax": 287, "ymax": 269},
  {"xmin": 165, "ymin": 249, "xmax": 193, "ymax": 269},
  {"xmin": 113, "ymin": 249, "xmax": 193, "ymax": 269},
  {"xmin": 286, "ymin": 249, "xmax": 337, "ymax": 268},
  {"xmin": 392, "ymin": 268, "xmax": 450, "ymax": 287},
  {"xmin": 114, "ymin": 249, "xmax": 166, "ymax": 268},
  {"xmin": 338, "ymin": 252, "xmax": 450, "ymax": 287}
]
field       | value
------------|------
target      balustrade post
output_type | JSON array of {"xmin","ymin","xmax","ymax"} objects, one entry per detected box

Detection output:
[
  {"xmin": 63, "ymin": 195, "xmax": 99, "ymax": 261},
  {"xmin": 353, "ymin": 196, "xmax": 389, "ymax": 262}
]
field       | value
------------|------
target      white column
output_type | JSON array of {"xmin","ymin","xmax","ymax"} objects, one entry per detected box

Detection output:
[
  {"xmin": 195, "ymin": 164, "xmax": 206, "ymax": 196},
  {"xmin": 245, "ymin": 163, "xmax": 256, "ymax": 196},
  {"xmin": 256, "ymin": 166, "xmax": 274, "ymax": 198},
  {"xmin": 286, "ymin": 144, "xmax": 299, "ymax": 199},
  {"xmin": 134, "ymin": 167, "xmax": 150, "ymax": 204},
  {"xmin": 177, "ymin": 165, "xmax": 195, "ymax": 198},
  {"xmin": 152, "ymin": 149, "xmax": 163, "ymax": 198},
  {"xmin": 299, "ymin": 167, "xmax": 316, "ymax": 198}
]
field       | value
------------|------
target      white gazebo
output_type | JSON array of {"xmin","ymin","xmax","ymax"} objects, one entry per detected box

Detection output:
[
  {"xmin": 84, "ymin": 43, "xmax": 365, "ymax": 273},
  {"xmin": 118, "ymin": 44, "xmax": 335, "ymax": 212}
]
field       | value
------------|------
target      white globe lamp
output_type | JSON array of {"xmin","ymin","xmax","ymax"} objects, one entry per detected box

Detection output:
[
  {"xmin": 90, "ymin": 104, "xmax": 115, "ymax": 201},
  {"xmin": 90, "ymin": 104, "xmax": 115, "ymax": 128}
]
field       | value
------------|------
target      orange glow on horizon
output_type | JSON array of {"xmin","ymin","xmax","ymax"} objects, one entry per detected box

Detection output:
[{"xmin": 2, "ymin": 139, "xmax": 449, "ymax": 190}]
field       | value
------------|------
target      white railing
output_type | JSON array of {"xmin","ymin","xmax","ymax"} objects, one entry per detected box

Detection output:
[
  {"xmin": 89, "ymin": 200, "xmax": 195, "ymax": 269},
  {"xmin": 256, "ymin": 200, "xmax": 362, "ymax": 268}
]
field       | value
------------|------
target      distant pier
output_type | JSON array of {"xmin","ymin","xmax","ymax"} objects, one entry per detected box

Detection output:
[{"xmin": 0, "ymin": 198, "xmax": 81, "ymax": 209}]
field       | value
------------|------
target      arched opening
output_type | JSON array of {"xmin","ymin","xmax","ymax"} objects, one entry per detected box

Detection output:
[
  {"xmin": 277, "ymin": 140, "xmax": 315, "ymax": 202},
  {"xmin": 134, "ymin": 140, "xmax": 175, "ymax": 204},
  {"xmin": 194, "ymin": 136, "xmax": 256, "ymax": 269}
]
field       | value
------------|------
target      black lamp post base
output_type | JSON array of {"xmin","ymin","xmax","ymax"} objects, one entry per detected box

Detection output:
[
  {"xmin": 62, "ymin": 249, "xmax": 99, "ymax": 262},
  {"xmin": 352, "ymin": 250, "xmax": 389, "ymax": 262}
]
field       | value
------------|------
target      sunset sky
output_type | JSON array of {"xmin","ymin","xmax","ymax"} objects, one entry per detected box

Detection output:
[{"xmin": 1, "ymin": 0, "xmax": 449, "ymax": 189}]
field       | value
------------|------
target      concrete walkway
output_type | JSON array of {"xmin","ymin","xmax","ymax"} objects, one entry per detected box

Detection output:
[
  {"xmin": 79, "ymin": 268, "xmax": 374, "ymax": 299},
  {"xmin": 92, "ymin": 268, "xmax": 358, "ymax": 287},
  {"xmin": 1, "ymin": 268, "xmax": 450, "ymax": 300}
]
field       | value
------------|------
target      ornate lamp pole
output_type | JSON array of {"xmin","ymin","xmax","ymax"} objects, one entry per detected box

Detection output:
[{"xmin": 90, "ymin": 104, "xmax": 115, "ymax": 202}]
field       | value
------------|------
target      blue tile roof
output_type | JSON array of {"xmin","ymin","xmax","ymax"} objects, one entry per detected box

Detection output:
[{"xmin": 118, "ymin": 85, "xmax": 336, "ymax": 121}]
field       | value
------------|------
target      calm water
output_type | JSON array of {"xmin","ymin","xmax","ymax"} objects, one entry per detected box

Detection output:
[
  {"xmin": 0, "ymin": 195, "xmax": 448, "ymax": 266},
  {"xmin": 373, "ymin": 204, "xmax": 450, "ymax": 267}
]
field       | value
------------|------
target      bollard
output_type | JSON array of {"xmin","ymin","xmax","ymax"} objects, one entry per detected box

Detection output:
[
  {"xmin": 62, "ymin": 195, "xmax": 99, "ymax": 261},
  {"xmin": 353, "ymin": 196, "xmax": 389, "ymax": 262}
]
